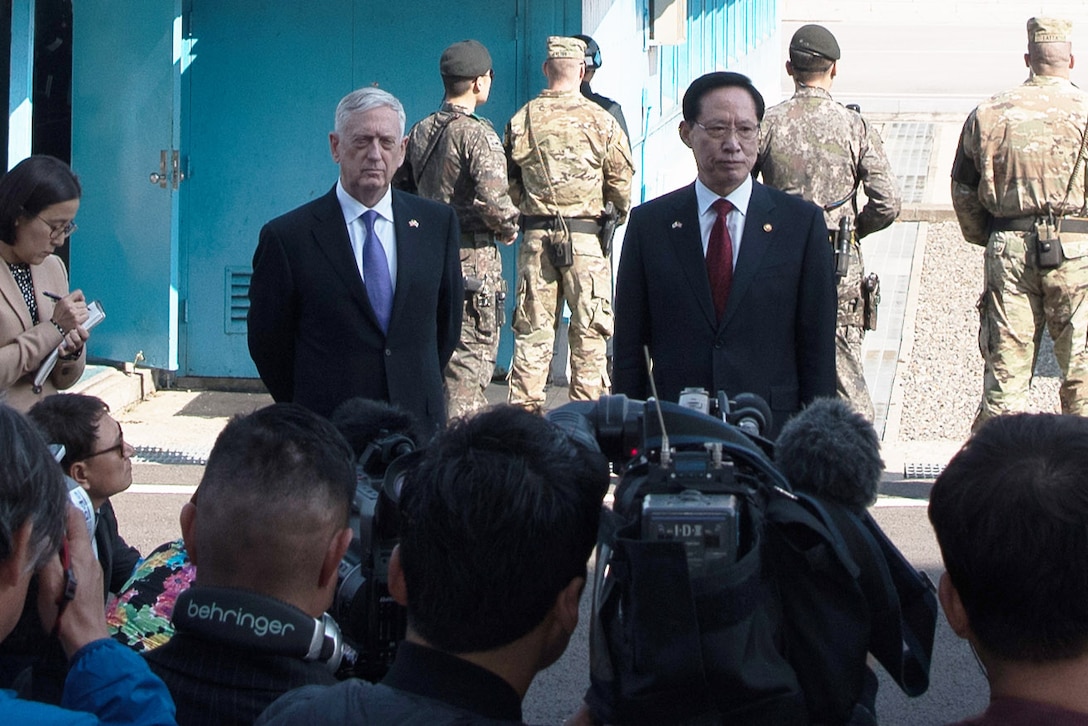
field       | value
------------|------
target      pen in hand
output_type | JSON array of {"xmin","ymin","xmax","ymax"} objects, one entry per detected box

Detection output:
[{"xmin": 42, "ymin": 291, "xmax": 63, "ymax": 302}]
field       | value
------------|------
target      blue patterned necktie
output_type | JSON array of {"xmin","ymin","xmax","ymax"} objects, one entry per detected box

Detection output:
[{"xmin": 361, "ymin": 210, "xmax": 393, "ymax": 332}]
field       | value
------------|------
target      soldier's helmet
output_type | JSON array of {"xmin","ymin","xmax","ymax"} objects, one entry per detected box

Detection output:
[{"xmin": 573, "ymin": 34, "xmax": 603, "ymax": 69}]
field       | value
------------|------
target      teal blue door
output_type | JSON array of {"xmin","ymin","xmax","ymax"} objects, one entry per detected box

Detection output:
[
  {"xmin": 72, "ymin": 0, "xmax": 576, "ymax": 378},
  {"xmin": 179, "ymin": 2, "xmax": 353, "ymax": 376},
  {"xmin": 70, "ymin": 0, "xmax": 181, "ymax": 371}
]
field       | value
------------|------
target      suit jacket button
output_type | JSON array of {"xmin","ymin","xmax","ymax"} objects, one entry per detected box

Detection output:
[
  {"xmin": 714, "ymin": 342, "xmax": 723, "ymax": 349},
  {"xmin": 385, "ymin": 349, "xmax": 392, "ymax": 356}
]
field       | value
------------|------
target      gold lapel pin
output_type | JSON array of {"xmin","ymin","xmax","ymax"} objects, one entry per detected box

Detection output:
[
  {"xmin": 671, "ymin": 221, "xmax": 683, "ymax": 229},
  {"xmin": 409, "ymin": 219, "xmax": 419, "ymax": 228},
  {"xmin": 763, "ymin": 223, "xmax": 773, "ymax": 232}
]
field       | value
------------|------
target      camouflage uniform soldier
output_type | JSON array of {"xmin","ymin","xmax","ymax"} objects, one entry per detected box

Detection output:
[
  {"xmin": 397, "ymin": 40, "xmax": 519, "ymax": 418},
  {"xmin": 505, "ymin": 36, "xmax": 634, "ymax": 412},
  {"xmin": 952, "ymin": 17, "xmax": 1088, "ymax": 428},
  {"xmin": 755, "ymin": 24, "xmax": 901, "ymax": 422}
]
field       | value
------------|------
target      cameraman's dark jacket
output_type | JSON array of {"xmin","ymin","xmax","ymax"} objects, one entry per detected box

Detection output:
[
  {"xmin": 257, "ymin": 641, "xmax": 525, "ymax": 725},
  {"xmin": 145, "ymin": 590, "xmax": 337, "ymax": 726}
]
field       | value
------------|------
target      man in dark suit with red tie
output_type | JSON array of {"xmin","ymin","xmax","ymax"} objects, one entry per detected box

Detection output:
[
  {"xmin": 612, "ymin": 72, "xmax": 835, "ymax": 437},
  {"xmin": 248, "ymin": 87, "xmax": 463, "ymax": 433}
]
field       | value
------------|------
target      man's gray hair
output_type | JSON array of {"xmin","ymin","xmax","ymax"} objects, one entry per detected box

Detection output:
[
  {"xmin": 334, "ymin": 87, "xmax": 406, "ymax": 138},
  {"xmin": 0, "ymin": 405, "xmax": 67, "ymax": 571}
]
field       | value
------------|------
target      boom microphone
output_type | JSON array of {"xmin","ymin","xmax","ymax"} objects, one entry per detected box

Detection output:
[
  {"xmin": 330, "ymin": 398, "xmax": 422, "ymax": 469},
  {"xmin": 775, "ymin": 397, "xmax": 883, "ymax": 512}
]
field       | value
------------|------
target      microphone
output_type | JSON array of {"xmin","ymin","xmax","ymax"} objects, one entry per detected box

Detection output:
[
  {"xmin": 330, "ymin": 398, "xmax": 422, "ymax": 458},
  {"xmin": 775, "ymin": 397, "xmax": 882, "ymax": 513}
]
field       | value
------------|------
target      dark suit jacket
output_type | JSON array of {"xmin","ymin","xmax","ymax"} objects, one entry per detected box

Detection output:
[
  {"xmin": 146, "ymin": 632, "xmax": 337, "ymax": 726},
  {"xmin": 248, "ymin": 186, "xmax": 462, "ymax": 431},
  {"xmin": 612, "ymin": 181, "xmax": 836, "ymax": 437}
]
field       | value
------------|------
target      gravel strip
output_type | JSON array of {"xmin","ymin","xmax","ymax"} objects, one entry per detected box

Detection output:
[{"xmin": 898, "ymin": 221, "xmax": 1062, "ymax": 441}]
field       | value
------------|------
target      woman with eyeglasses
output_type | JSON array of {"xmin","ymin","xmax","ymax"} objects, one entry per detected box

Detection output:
[{"xmin": 0, "ymin": 155, "xmax": 88, "ymax": 411}]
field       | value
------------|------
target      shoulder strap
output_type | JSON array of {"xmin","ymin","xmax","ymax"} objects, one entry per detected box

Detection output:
[
  {"xmin": 413, "ymin": 112, "xmax": 461, "ymax": 184},
  {"xmin": 526, "ymin": 103, "xmax": 569, "ymax": 230},
  {"xmin": 1060, "ymin": 114, "xmax": 1088, "ymax": 215}
]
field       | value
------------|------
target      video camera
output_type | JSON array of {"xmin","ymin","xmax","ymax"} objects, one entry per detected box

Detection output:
[
  {"xmin": 547, "ymin": 392, "xmax": 935, "ymax": 725},
  {"xmin": 547, "ymin": 391, "xmax": 784, "ymax": 579},
  {"xmin": 331, "ymin": 432, "xmax": 414, "ymax": 681}
]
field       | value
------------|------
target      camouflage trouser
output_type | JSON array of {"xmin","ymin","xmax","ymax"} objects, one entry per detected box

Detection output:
[
  {"xmin": 836, "ymin": 244, "xmax": 875, "ymax": 420},
  {"xmin": 444, "ymin": 241, "xmax": 503, "ymax": 419},
  {"xmin": 974, "ymin": 230, "xmax": 1088, "ymax": 429},
  {"xmin": 508, "ymin": 228, "xmax": 613, "ymax": 412}
]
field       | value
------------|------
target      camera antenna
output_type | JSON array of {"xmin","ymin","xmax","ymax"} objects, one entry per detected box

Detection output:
[{"xmin": 643, "ymin": 346, "xmax": 671, "ymax": 467}]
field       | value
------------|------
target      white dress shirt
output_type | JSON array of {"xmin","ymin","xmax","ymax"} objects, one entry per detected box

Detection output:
[
  {"xmin": 695, "ymin": 175, "xmax": 753, "ymax": 269},
  {"xmin": 336, "ymin": 180, "xmax": 398, "ymax": 293}
]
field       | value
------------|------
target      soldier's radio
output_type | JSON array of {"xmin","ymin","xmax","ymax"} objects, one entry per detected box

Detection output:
[{"xmin": 1035, "ymin": 216, "xmax": 1063, "ymax": 269}]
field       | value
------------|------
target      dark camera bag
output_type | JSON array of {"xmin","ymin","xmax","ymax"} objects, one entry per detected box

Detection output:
[{"xmin": 586, "ymin": 445, "xmax": 936, "ymax": 725}]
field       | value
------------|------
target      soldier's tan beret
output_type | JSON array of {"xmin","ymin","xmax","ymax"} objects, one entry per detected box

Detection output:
[
  {"xmin": 1028, "ymin": 17, "xmax": 1072, "ymax": 44},
  {"xmin": 547, "ymin": 36, "xmax": 586, "ymax": 61}
]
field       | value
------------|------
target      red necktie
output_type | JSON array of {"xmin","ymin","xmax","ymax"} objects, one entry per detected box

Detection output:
[{"xmin": 707, "ymin": 198, "xmax": 734, "ymax": 321}]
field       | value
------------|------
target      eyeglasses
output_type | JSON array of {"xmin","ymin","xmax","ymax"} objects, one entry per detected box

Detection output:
[
  {"xmin": 693, "ymin": 121, "xmax": 760, "ymax": 142},
  {"xmin": 84, "ymin": 424, "xmax": 127, "ymax": 460},
  {"xmin": 37, "ymin": 215, "xmax": 78, "ymax": 240}
]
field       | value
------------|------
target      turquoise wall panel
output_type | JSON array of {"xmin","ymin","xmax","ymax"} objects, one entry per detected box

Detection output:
[
  {"xmin": 179, "ymin": 1, "xmax": 353, "ymax": 376},
  {"xmin": 71, "ymin": 0, "xmax": 180, "ymax": 370}
]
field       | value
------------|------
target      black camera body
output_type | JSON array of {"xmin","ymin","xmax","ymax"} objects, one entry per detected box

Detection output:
[
  {"xmin": 642, "ymin": 490, "xmax": 740, "ymax": 577},
  {"xmin": 331, "ymin": 434, "xmax": 414, "ymax": 681},
  {"xmin": 548, "ymin": 394, "xmax": 779, "ymax": 581}
]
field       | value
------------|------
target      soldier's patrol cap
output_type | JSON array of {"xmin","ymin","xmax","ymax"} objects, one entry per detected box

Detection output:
[
  {"xmin": 789, "ymin": 24, "xmax": 841, "ymax": 61},
  {"xmin": 547, "ymin": 36, "xmax": 586, "ymax": 61},
  {"xmin": 440, "ymin": 39, "xmax": 492, "ymax": 78},
  {"xmin": 574, "ymin": 34, "xmax": 603, "ymax": 69},
  {"xmin": 1027, "ymin": 17, "xmax": 1072, "ymax": 44}
]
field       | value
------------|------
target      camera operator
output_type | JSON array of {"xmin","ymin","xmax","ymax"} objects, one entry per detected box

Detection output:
[
  {"xmin": 259, "ymin": 404, "xmax": 610, "ymax": 725},
  {"xmin": 144, "ymin": 403, "xmax": 354, "ymax": 726},
  {"xmin": 0, "ymin": 393, "xmax": 142, "ymax": 702},
  {"xmin": 929, "ymin": 413, "xmax": 1088, "ymax": 723},
  {"xmin": 0, "ymin": 404, "xmax": 175, "ymax": 723}
]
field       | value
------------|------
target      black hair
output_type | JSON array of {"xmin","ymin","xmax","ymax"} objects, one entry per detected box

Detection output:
[
  {"xmin": 195, "ymin": 403, "xmax": 355, "ymax": 581},
  {"xmin": 0, "ymin": 156, "xmax": 81, "ymax": 245},
  {"xmin": 682, "ymin": 71, "xmax": 765, "ymax": 123},
  {"xmin": 0, "ymin": 405, "xmax": 67, "ymax": 569},
  {"xmin": 27, "ymin": 394, "xmax": 110, "ymax": 473},
  {"xmin": 441, "ymin": 76, "xmax": 477, "ymax": 97},
  {"xmin": 789, "ymin": 49, "xmax": 835, "ymax": 75},
  {"xmin": 929, "ymin": 413, "xmax": 1088, "ymax": 662},
  {"xmin": 397, "ymin": 404, "xmax": 609, "ymax": 653}
]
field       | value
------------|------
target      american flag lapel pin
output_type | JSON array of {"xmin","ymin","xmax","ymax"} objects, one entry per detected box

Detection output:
[
  {"xmin": 671, "ymin": 221, "xmax": 683, "ymax": 229},
  {"xmin": 409, "ymin": 219, "xmax": 419, "ymax": 228}
]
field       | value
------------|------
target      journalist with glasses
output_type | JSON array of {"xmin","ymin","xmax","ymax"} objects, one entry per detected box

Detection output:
[
  {"xmin": 0, "ymin": 155, "xmax": 89, "ymax": 411},
  {"xmin": 0, "ymin": 393, "xmax": 142, "ymax": 703}
]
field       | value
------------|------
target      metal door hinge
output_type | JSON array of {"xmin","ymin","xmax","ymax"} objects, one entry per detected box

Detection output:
[{"xmin": 172, "ymin": 150, "xmax": 186, "ymax": 189}]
